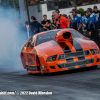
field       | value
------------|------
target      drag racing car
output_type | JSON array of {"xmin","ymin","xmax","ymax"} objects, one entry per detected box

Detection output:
[{"xmin": 20, "ymin": 29, "xmax": 100, "ymax": 75}]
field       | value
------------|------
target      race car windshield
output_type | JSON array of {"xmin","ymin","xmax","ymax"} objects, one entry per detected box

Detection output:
[
  {"xmin": 70, "ymin": 30, "xmax": 86, "ymax": 39},
  {"xmin": 36, "ymin": 30, "xmax": 59, "ymax": 46},
  {"xmin": 36, "ymin": 30, "xmax": 86, "ymax": 46}
]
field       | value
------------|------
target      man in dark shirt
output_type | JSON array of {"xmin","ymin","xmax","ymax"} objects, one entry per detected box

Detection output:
[
  {"xmin": 41, "ymin": 14, "xmax": 51, "ymax": 31},
  {"xmin": 31, "ymin": 16, "xmax": 43, "ymax": 35},
  {"xmin": 93, "ymin": 5, "xmax": 100, "ymax": 28}
]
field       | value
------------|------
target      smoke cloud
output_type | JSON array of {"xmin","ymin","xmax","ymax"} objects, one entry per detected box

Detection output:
[{"xmin": 0, "ymin": 7, "xmax": 28, "ymax": 73}]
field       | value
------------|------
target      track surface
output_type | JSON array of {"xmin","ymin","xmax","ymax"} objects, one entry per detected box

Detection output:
[
  {"xmin": 0, "ymin": 65, "xmax": 100, "ymax": 100},
  {"xmin": 0, "ymin": 32, "xmax": 100, "ymax": 100}
]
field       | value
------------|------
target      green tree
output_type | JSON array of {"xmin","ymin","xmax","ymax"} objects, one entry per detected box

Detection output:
[{"xmin": 77, "ymin": 8, "xmax": 85, "ymax": 16}]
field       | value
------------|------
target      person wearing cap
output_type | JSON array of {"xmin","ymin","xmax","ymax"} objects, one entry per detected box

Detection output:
[
  {"xmin": 86, "ymin": 8, "xmax": 99, "ymax": 45},
  {"xmin": 52, "ymin": 9, "xmax": 70, "ymax": 29},
  {"xmin": 93, "ymin": 5, "xmax": 100, "ymax": 28},
  {"xmin": 70, "ymin": 9, "xmax": 83, "ymax": 33}
]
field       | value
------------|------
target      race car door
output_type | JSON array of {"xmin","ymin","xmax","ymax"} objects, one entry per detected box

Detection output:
[{"xmin": 24, "ymin": 35, "xmax": 39, "ymax": 70}]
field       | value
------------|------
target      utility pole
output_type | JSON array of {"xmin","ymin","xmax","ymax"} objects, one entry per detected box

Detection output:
[
  {"xmin": 13, "ymin": 0, "xmax": 16, "ymax": 9},
  {"xmin": 13, "ymin": 0, "xmax": 16, "ymax": 18},
  {"xmin": 25, "ymin": 0, "xmax": 30, "ymax": 25}
]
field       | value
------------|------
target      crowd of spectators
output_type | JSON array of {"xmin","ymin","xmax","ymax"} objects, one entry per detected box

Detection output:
[{"xmin": 24, "ymin": 5, "xmax": 100, "ymax": 46}]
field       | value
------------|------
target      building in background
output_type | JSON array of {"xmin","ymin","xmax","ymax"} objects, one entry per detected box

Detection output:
[{"xmin": 3, "ymin": 0, "xmax": 100, "ymax": 24}]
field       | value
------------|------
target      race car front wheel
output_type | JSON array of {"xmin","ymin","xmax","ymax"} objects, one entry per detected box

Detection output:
[
  {"xmin": 39, "ymin": 62, "xmax": 44, "ymax": 75},
  {"xmin": 37, "ymin": 56, "xmax": 45, "ymax": 75}
]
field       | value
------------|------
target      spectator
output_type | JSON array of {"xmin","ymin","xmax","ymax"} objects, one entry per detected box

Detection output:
[
  {"xmin": 70, "ymin": 9, "xmax": 83, "ymax": 33},
  {"xmin": 69, "ymin": 0, "xmax": 72, "ymax": 7},
  {"xmin": 52, "ymin": 9, "xmax": 70, "ymax": 29},
  {"xmin": 41, "ymin": 14, "xmax": 51, "ymax": 31},
  {"xmin": 76, "ymin": 0, "xmax": 82, "ymax": 6},
  {"xmin": 51, "ymin": 15, "xmax": 56, "ymax": 29},
  {"xmin": 82, "ymin": 11, "xmax": 89, "ymax": 30},
  {"xmin": 93, "ymin": 5, "xmax": 100, "ymax": 28},
  {"xmin": 30, "ymin": 16, "xmax": 43, "ymax": 35},
  {"xmin": 68, "ymin": 15, "xmax": 73, "ymax": 28},
  {"xmin": 86, "ymin": 8, "xmax": 99, "ymax": 45}
]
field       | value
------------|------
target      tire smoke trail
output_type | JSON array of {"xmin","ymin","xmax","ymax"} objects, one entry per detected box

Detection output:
[{"xmin": 0, "ymin": 7, "xmax": 28, "ymax": 73}]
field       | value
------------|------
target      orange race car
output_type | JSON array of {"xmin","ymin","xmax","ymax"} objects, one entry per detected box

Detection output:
[{"xmin": 20, "ymin": 29, "xmax": 100, "ymax": 75}]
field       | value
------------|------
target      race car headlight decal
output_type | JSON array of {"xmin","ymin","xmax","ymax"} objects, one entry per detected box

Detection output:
[
  {"xmin": 46, "ymin": 55, "xmax": 57, "ymax": 62},
  {"xmin": 90, "ymin": 49, "xmax": 99, "ymax": 55},
  {"xmin": 58, "ymin": 54, "xmax": 65, "ymax": 60},
  {"xmin": 84, "ymin": 50, "xmax": 90, "ymax": 55}
]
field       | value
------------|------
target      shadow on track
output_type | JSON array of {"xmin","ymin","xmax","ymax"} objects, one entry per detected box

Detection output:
[{"xmin": 22, "ymin": 65, "xmax": 100, "ymax": 77}]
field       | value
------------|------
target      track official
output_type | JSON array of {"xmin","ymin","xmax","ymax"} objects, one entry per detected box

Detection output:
[
  {"xmin": 86, "ymin": 8, "xmax": 99, "ymax": 45},
  {"xmin": 93, "ymin": 6, "xmax": 100, "ymax": 28},
  {"xmin": 70, "ymin": 9, "xmax": 83, "ymax": 34}
]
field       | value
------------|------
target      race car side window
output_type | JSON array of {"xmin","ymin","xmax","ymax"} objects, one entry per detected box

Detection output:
[
  {"xmin": 27, "ymin": 35, "xmax": 36, "ymax": 47},
  {"xmin": 31, "ymin": 35, "xmax": 36, "ymax": 47}
]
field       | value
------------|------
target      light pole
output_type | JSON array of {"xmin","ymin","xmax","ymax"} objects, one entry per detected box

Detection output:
[{"xmin": 74, "ymin": 0, "xmax": 77, "ymax": 9}]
